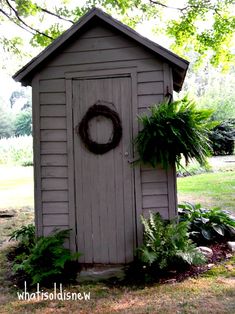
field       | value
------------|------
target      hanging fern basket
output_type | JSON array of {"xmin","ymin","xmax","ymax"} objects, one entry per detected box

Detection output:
[{"xmin": 134, "ymin": 97, "xmax": 214, "ymax": 169}]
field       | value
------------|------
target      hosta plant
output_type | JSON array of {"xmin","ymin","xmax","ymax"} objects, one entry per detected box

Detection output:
[
  {"xmin": 178, "ymin": 202, "xmax": 235, "ymax": 243},
  {"xmin": 135, "ymin": 97, "xmax": 215, "ymax": 169}
]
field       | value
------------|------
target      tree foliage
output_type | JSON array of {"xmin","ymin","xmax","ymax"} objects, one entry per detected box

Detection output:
[
  {"xmin": 0, "ymin": 0, "xmax": 234, "ymax": 68},
  {"xmin": 0, "ymin": 89, "xmax": 32, "ymax": 138},
  {"xmin": 0, "ymin": 101, "xmax": 14, "ymax": 138},
  {"xmin": 14, "ymin": 109, "xmax": 32, "ymax": 136},
  {"xmin": 209, "ymin": 119, "xmax": 235, "ymax": 156}
]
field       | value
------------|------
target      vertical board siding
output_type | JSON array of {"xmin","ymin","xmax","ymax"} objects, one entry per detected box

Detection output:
[{"xmin": 73, "ymin": 77, "xmax": 135, "ymax": 264}]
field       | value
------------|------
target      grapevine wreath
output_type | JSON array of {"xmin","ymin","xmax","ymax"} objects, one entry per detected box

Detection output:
[{"xmin": 78, "ymin": 102, "xmax": 122, "ymax": 154}]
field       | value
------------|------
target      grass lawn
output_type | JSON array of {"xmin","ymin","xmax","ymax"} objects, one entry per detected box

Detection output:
[
  {"xmin": 0, "ymin": 166, "xmax": 34, "ymax": 209},
  {"xmin": 0, "ymin": 247, "xmax": 234, "ymax": 313},
  {"xmin": 177, "ymin": 171, "xmax": 235, "ymax": 213}
]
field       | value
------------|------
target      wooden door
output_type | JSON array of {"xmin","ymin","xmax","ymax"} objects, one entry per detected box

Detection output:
[{"xmin": 72, "ymin": 76, "xmax": 136, "ymax": 264}]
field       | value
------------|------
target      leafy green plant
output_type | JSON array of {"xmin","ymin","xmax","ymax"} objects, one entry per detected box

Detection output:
[
  {"xmin": 0, "ymin": 135, "xmax": 33, "ymax": 165},
  {"xmin": 138, "ymin": 212, "xmax": 205, "ymax": 270},
  {"xmin": 14, "ymin": 109, "xmax": 32, "ymax": 136},
  {"xmin": 178, "ymin": 203, "xmax": 235, "ymax": 243},
  {"xmin": 134, "ymin": 97, "xmax": 215, "ymax": 169},
  {"xmin": 9, "ymin": 228, "xmax": 81, "ymax": 287},
  {"xmin": 177, "ymin": 159, "xmax": 211, "ymax": 177},
  {"xmin": 9, "ymin": 224, "xmax": 35, "ymax": 249},
  {"xmin": 209, "ymin": 119, "xmax": 235, "ymax": 156}
]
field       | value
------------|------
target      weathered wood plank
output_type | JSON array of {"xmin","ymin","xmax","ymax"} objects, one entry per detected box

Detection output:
[
  {"xmin": 65, "ymin": 35, "xmax": 135, "ymax": 52},
  {"xmin": 40, "ymin": 59, "xmax": 162, "ymax": 79},
  {"xmin": 32, "ymin": 74, "xmax": 43, "ymax": 237},
  {"xmin": 131, "ymin": 70, "xmax": 143, "ymax": 247},
  {"xmin": 42, "ymin": 202, "xmax": 69, "ymax": 214},
  {"xmin": 40, "ymin": 79, "xmax": 65, "ymax": 92},
  {"xmin": 41, "ymin": 166, "xmax": 67, "ymax": 179},
  {"xmin": 42, "ymin": 190, "xmax": 68, "ymax": 202},
  {"xmin": 163, "ymin": 63, "xmax": 173, "ymax": 97},
  {"xmin": 141, "ymin": 169, "xmax": 167, "ymax": 183},
  {"xmin": 120, "ymin": 77, "xmax": 135, "ymax": 263},
  {"xmin": 73, "ymin": 79, "xmax": 85, "ymax": 263},
  {"xmin": 142, "ymin": 182, "xmax": 168, "ymax": 196},
  {"xmin": 143, "ymin": 207, "xmax": 169, "ymax": 219},
  {"xmin": 42, "ymin": 178, "xmax": 68, "ymax": 190},
  {"xmin": 138, "ymin": 71, "xmax": 164, "ymax": 83},
  {"xmin": 138, "ymin": 94, "xmax": 164, "ymax": 108},
  {"xmin": 43, "ymin": 214, "xmax": 69, "ymax": 226},
  {"xmin": 43, "ymin": 226, "xmax": 68, "ymax": 236},
  {"xmin": 49, "ymin": 47, "xmax": 153, "ymax": 67},
  {"xmin": 143, "ymin": 195, "xmax": 168, "ymax": 208},
  {"xmin": 40, "ymin": 105, "xmax": 66, "ymax": 117},
  {"xmin": 40, "ymin": 93, "xmax": 66, "ymax": 104},
  {"xmin": 41, "ymin": 154, "xmax": 67, "ymax": 166},
  {"xmin": 41, "ymin": 142, "xmax": 67, "ymax": 154},
  {"xmin": 41, "ymin": 130, "xmax": 67, "ymax": 142},
  {"xmin": 66, "ymin": 78, "xmax": 77, "ymax": 252},
  {"xmin": 138, "ymin": 82, "xmax": 164, "ymax": 95},
  {"xmin": 79, "ymin": 25, "xmax": 116, "ymax": 38},
  {"xmin": 41, "ymin": 117, "xmax": 66, "ymax": 130},
  {"xmin": 167, "ymin": 165, "xmax": 177, "ymax": 219}
]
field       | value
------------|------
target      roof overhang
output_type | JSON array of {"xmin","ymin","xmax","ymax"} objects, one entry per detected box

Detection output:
[{"xmin": 13, "ymin": 7, "xmax": 189, "ymax": 92}]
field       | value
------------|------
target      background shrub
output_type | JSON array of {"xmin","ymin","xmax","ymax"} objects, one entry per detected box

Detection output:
[
  {"xmin": 0, "ymin": 135, "xmax": 33, "ymax": 166},
  {"xmin": 209, "ymin": 119, "xmax": 235, "ymax": 156}
]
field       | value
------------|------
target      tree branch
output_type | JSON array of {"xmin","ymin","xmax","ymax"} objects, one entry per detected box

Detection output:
[
  {"xmin": 149, "ymin": 0, "xmax": 186, "ymax": 11},
  {"xmin": 0, "ymin": 8, "xmax": 35, "ymax": 35},
  {"xmin": 5, "ymin": 0, "xmax": 54, "ymax": 40},
  {"xmin": 36, "ymin": 6, "xmax": 74, "ymax": 24}
]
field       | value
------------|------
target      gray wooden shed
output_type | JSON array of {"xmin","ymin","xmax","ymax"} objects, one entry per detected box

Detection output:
[{"xmin": 13, "ymin": 8, "xmax": 188, "ymax": 264}]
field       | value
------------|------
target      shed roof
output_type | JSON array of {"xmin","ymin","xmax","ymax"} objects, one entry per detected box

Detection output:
[{"xmin": 13, "ymin": 7, "xmax": 189, "ymax": 92}]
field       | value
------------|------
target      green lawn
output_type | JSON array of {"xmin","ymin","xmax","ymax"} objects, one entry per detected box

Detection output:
[
  {"xmin": 178, "ymin": 171, "xmax": 235, "ymax": 213},
  {"xmin": 0, "ymin": 249, "xmax": 234, "ymax": 313},
  {"xmin": 0, "ymin": 166, "xmax": 34, "ymax": 209}
]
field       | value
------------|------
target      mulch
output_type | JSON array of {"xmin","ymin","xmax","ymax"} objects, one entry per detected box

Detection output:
[{"xmin": 158, "ymin": 242, "xmax": 233, "ymax": 284}]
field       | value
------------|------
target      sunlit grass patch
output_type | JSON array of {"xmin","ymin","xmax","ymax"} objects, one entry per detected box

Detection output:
[
  {"xmin": 0, "ymin": 166, "xmax": 33, "ymax": 209},
  {"xmin": 178, "ymin": 171, "xmax": 235, "ymax": 213}
]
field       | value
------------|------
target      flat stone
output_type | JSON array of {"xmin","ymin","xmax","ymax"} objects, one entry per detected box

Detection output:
[
  {"xmin": 164, "ymin": 279, "xmax": 177, "ymax": 284},
  {"xmin": 78, "ymin": 266, "xmax": 125, "ymax": 283},
  {"xmin": 197, "ymin": 246, "xmax": 213, "ymax": 258},
  {"xmin": 0, "ymin": 210, "xmax": 16, "ymax": 218},
  {"xmin": 227, "ymin": 241, "xmax": 235, "ymax": 252}
]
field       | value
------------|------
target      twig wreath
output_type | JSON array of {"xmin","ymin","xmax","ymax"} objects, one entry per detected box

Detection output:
[{"xmin": 78, "ymin": 102, "xmax": 122, "ymax": 154}]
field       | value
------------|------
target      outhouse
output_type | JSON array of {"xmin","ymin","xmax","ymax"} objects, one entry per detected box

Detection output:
[{"xmin": 13, "ymin": 8, "xmax": 189, "ymax": 264}]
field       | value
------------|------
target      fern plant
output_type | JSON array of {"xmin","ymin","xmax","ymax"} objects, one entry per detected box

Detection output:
[
  {"xmin": 138, "ymin": 212, "xmax": 205, "ymax": 269},
  {"xmin": 10, "ymin": 228, "xmax": 81, "ymax": 287},
  {"xmin": 9, "ymin": 224, "xmax": 36, "ymax": 249},
  {"xmin": 135, "ymin": 97, "xmax": 215, "ymax": 169}
]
